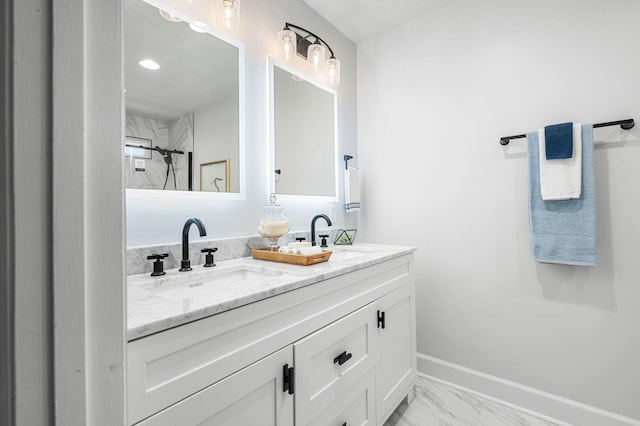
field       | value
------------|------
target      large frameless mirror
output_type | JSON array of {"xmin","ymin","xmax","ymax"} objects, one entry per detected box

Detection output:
[
  {"xmin": 124, "ymin": 0, "xmax": 244, "ymax": 196},
  {"xmin": 268, "ymin": 58, "xmax": 338, "ymax": 201}
]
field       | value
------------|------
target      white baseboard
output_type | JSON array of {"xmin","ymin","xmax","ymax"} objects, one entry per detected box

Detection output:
[{"xmin": 417, "ymin": 353, "xmax": 640, "ymax": 426}]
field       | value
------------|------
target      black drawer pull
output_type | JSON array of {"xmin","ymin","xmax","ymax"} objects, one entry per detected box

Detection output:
[
  {"xmin": 377, "ymin": 310, "xmax": 385, "ymax": 329},
  {"xmin": 341, "ymin": 423, "xmax": 347, "ymax": 426},
  {"xmin": 333, "ymin": 351, "xmax": 353, "ymax": 366},
  {"xmin": 282, "ymin": 364, "xmax": 294, "ymax": 395}
]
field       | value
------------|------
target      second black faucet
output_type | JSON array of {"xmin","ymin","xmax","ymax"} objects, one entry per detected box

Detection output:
[{"xmin": 310, "ymin": 214, "xmax": 332, "ymax": 247}]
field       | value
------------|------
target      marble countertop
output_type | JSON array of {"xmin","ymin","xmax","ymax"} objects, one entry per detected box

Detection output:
[{"xmin": 127, "ymin": 243, "xmax": 415, "ymax": 341}]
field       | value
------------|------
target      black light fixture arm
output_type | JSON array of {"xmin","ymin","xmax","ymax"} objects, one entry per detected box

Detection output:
[{"xmin": 284, "ymin": 22, "xmax": 336, "ymax": 58}]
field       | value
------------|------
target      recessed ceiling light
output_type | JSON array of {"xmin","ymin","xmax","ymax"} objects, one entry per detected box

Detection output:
[
  {"xmin": 189, "ymin": 21, "xmax": 208, "ymax": 33},
  {"xmin": 158, "ymin": 9, "xmax": 182, "ymax": 22},
  {"xmin": 139, "ymin": 59, "xmax": 160, "ymax": 70}
]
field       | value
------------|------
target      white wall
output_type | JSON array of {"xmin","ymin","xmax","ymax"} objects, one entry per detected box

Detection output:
[
  {"xmin": 11, "ymin": 0, "xmax": 126, "ymax": 424},
  {"xmin": 52, "ymin": 0, "xmax": 126, "ymax": 423},
  {"xmin": 126, "ymin": 0, "xmax": 358, "ymax": 247},
  {"xmin": 13, "ymin": 0, "xmax": 53, "ymax": 423},
  {"xmin": 358, "ymin": 0, "xmax": 640, "ymax": 422}
]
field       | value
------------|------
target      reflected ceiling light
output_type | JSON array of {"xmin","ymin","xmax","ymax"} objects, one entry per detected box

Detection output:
[
  {"xmin": 138, "ymin": 59, "xmax": 160, "ymax": 70},
  {"xmin": 277, "ymin": 22, "xmax": 341, "ymax": 87},
  {"xmin": 158, "ymin": 9, "xmax": 182, "ymax": 22},
  {"xmin": 189, "ymin": 20, "xmax": 208, "ymax": 33},
  {"xmin": 217, "ymin": 0, "xmax": 240, "ymax": 33}
]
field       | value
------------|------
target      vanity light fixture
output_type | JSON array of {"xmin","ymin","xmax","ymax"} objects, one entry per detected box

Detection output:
[
  {"xmin": 217, "ymin": 0, "xmax": 240, "ymax": 33},
  {"xmin": 277, "ymin": 22, "xmax": 341, "ymax": 87},
  {"xmin": 138, "ymin": 59, "xmax": 160, "ymax": 70}
]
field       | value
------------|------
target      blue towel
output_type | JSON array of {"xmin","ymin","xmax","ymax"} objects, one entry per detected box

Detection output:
[
  {"xmin": 527, "ymin": 124, "xmax": 596, "ymax": 266},
  {"xmin": 545, "ymin": 122, "xmax": 573, "ymax": 159}
]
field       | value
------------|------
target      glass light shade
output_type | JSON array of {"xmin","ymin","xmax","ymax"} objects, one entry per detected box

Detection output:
[
  {"xmin": 326, "ymin": 57, "xmax": 340, "ymax": 87},
  {"xmin": 307, "ymin": 43, "xmax": 326, "ymax": 71},
  {"xmin": 217, "ymin": 0, "xmax": 240, "ymax": 32},
  {"xmin": 278, "ymin": 29, "xmax": 297, "ymax": 62}
]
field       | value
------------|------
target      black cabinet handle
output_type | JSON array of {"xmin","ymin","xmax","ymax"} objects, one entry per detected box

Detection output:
[
  {"xmin": 333, "ymin": 351, "xmax": 353, "ymax": 366},
  {"xmin": 282, "ymin": 364, "xmax": 294, "ymax": 395},
  {"xmin": 377, "ymin": 310, "xmax": 385, "ymax": 329},
  {"xmin": 341, "ymin": 423, "xmax": 347, "ymax": 426}
]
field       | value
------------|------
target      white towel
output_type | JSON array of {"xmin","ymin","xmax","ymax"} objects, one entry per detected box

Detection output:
[
  {"xmin": 345, "ymin": 166, "xmax": 360, "ymax": 212},
  {"xmin": 298, "ymin": 246, "xmax": 323, "ymax": 256},
  {"xmin": 538, "ymin": 123, "xmax": 582, "ymax": 200}
]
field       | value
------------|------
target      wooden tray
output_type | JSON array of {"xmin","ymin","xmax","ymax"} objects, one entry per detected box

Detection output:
[{"xmin": 251, "ymin": 248, "xmax": 332, "ymax": 266}]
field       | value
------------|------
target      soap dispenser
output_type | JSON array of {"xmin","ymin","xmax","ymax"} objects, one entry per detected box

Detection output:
[{"xmin": 257, "ymin": 193, "xmax": 291, "ymax": 251}]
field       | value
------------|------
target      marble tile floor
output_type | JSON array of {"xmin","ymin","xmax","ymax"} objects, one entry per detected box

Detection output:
[{"xmin": 384, "ymin": 375, "xmax": 568, "ymax": 426}]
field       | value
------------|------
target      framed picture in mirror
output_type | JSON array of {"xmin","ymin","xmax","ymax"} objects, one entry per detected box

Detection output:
[{"xmin": 200, "ymin": 159, "xmax": 230, "ymax": 192}]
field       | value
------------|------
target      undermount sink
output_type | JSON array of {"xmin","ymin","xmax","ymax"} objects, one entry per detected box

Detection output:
[
  {"xmin": 139, "ymin": 264, "xmax": 287, "ymax": 299},
  {"xmin": 330, "ymin": 246, "xmax": 376, "ymax": 261}
]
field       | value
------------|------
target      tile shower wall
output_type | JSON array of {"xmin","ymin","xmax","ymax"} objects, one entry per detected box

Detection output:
[{"xmin": 125, "ymin": 112, "xmax": 193, "ymax": 190}]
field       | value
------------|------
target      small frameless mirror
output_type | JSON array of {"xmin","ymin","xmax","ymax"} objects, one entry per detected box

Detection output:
[{"xmin": 269, "ymin": 57, "xmax": 338, "ymax": 201}]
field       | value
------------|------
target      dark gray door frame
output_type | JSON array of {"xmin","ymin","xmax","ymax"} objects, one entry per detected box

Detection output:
[{"xmin": 1, "ymin": 0, "xmax": 15, "ymax": 424}]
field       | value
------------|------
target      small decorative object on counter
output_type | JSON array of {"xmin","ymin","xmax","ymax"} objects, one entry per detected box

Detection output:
[
  {"xmin": 257, "ymin": 193, "xmax": 291, "ymax": 251},
  {"xmin": 334, "ymin": 229, "xmax": 357, "ymax": 245}
]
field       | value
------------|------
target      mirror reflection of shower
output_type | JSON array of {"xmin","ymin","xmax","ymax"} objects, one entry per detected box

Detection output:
[{"xmin": 124, "ymin": 138, "xmax": 185, "ymax": 190}]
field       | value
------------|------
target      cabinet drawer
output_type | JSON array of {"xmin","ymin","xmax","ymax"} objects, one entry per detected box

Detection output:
[
  {"xmin": 308, "ymin": 370, "xmax": 376, "ymax": 426},
  {"xmin": 294, "ymin": 304, "xmax": 376, "ymax": 425}
]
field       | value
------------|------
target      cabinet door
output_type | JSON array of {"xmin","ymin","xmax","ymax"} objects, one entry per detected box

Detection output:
[
  {"xmin": 375, "ymin": 283, "xmax": 417, "ymax": 422},
  {"xmin": 294, "ymin": 304, "xmax": 376, "ymax": 426},
  {"xmin": 307, "ymin": 370, "xmax": 376, "ymax": 426},
  {"xmin": 136, "ymin": 346, "xmax": 294, "ymax": 426}
]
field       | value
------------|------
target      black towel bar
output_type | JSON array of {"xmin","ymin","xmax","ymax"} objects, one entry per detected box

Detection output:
[{"xmin": 499, "ymin": 118, "xmax": 634, "ymax": 145}]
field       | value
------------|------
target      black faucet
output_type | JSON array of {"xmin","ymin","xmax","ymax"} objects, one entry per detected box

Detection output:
[
  {"xmin": 310, "ymin": 214, "xmax": 332, "ymax": 246},
  {"xmin": 180, "ymin": 217, "xmax": 207, "ymax": 271}
]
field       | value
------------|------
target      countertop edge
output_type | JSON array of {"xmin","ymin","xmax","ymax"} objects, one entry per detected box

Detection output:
[{"xmin": 127, "ymin": 243, "xmax": 416, "ymax": 341}]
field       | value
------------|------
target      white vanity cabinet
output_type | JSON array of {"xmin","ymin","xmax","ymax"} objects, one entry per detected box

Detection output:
[{"xmin": 127, "ymin": 252, "xmax": 416, "ymax": 425}]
